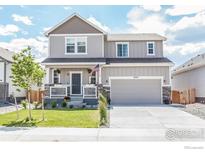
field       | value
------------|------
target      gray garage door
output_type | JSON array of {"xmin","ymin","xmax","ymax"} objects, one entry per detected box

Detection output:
[{"xmin": 110, "ymin": 79, "xmax": 161, "ymax": 106}]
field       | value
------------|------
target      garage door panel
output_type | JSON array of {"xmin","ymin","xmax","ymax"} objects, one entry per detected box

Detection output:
[{"xmin": 111, "ymin": 79, "xmax": 161, "ymax": 105}]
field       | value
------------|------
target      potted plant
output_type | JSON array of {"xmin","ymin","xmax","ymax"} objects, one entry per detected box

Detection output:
[
  {"xmin": 56, "ymin": 69, "xmax": 61, "ymax": 74},
  {"xmin": 87, "ymin": 68, "xmax": 92, "ymax": 74}
]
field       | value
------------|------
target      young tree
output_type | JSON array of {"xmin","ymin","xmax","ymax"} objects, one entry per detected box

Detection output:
[
  {"xmin": 11, "ymin": 47, "xmax": 44, "ymax": 121},
  {"xmin": 33, "ymin": 64, "xmax": 45, "ymax": 120}
]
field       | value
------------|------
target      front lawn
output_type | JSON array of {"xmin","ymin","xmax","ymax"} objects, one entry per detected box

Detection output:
[{"xmin": 0, "ymin": 109, "xmax": 99, "ymax": 128}]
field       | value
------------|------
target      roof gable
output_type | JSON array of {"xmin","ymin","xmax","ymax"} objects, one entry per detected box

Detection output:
[{"xmin": 45, "ymin": 13, "xmax": 106, "ymax": 36}]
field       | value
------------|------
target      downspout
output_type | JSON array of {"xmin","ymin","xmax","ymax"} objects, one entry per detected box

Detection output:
[{"xmin": 3, "ymin": 60, "xmax": 7, "ymax": 101}]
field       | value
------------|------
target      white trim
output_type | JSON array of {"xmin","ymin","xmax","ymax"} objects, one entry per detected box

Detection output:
[
  {"xmin": 44, "ymin": 13, "xmax": 106, "ymax": 36},
  {"xmin": 42, "ymin": 62, "xmax": 106, "ymax": 66},
  {"xmin": 115, "ymin": 42, "xmax": 129, "ymax": 58},
  {"xmin": 65, "ymin": 37, "xmax": 87, "ymax": 55},
  {"xmin": 99, "ymin": 66, "xmax": 102, "ymax": 84},
  {"xmin": 70, "ymin": 71, "xmax": 83, "ymax": 95},
  {"xmin": 45, "ymin": 67, "xmax": 50, "ymax": 83},
  {"xmin": 52, "ymin": 69, "xmax": 61, "ymax": 84},
  {"xmin": 49, "ymin": 33, "xmax": 103, "ymax": 36},
  {"xmin": 109, "ymin": 76, "xmax": 163, "ymax": 104},
  {"xmin": 102, "ymin": 63, "xmax": 174, "ymax": 67},
  {"xmin": 102, "ymin": 35, "xmax": 104, "ymax": 57},
  {"xmin": 48, "ymin": 36, "xmax": 50, "ymax": 57},
  {"xmin": 147, "ymin": 42, "xmax": 155, "ymax": 56}
]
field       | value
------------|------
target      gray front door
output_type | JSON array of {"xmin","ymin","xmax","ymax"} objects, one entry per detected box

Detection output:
[{"xmin": 71, "ymin": 73, "xmax": 82, "ymax": 95}]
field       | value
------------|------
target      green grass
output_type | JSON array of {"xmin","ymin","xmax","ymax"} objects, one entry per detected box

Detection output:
[{"xmin": 0, "ymin": 109, "xmax": 99, "ymax": 128}]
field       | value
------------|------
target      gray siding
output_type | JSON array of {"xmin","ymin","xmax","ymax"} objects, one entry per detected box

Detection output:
[
  {"xmin": 104, "ymin": 40, "xmax": 163, "ymax": 58},
  {"xmin": 49, "ymin": 35, "xmax": 104, "ymax": 58},
  {"xmin": 102, "ymin": 66, "xmax": 170, "ymax": 85},
  {"xmin": 48, "ymin": 68, "xmax": 90, "ymax": 85},
  {"xmin": 49, "ymin": 16, "xmax": 102, "ymax": 34},
  {"xmin": 172, "ymin": 66, "xmax": 205, "ymax": 97}
]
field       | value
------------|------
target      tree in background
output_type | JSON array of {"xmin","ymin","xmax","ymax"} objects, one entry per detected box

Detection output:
[{"xmin": 11, "ymin": 47, "xmax": 45, "ymax": 121}]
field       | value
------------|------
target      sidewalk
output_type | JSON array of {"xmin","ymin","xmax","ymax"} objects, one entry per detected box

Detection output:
[{"xmin": 0, "ymin": 127, "xmax": 205, "ymax": 141}]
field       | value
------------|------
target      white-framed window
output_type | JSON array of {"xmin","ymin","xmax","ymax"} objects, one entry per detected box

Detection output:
[
  {"xmin": 147, "ymin": 42, "xmax": 155, "ymax": 55},
  {"xmin": 52, "ymin": 69, "xmax": 60, "ymax": 84},
  {"xmin": 116, "ymin": 42, "xmax": 129, "ymax": 57},
  {"xmin": 65, "ymin": 37, "xmax": 87, "ymax": 54},
  {"xmin": 89, "ymin": 72, "xmax": 96, "ymax": 84}
]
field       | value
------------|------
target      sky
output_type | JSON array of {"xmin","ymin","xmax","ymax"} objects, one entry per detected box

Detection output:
[{"xmin": 0, "ymin": 5, "xmax": 205, "ymax": 67}]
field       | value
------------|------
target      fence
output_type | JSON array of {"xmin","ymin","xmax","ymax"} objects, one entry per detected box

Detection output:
[
  {"xmin": 0, "ymin": 82, "xmax": 8, "ymax": 100},
  {"xmin": 29, "ymin": 90, "xmax": 44, "ymax": 103},
  {"xmin": 171, "ymin": 88, "xmax": 196, "ymax": 104}
]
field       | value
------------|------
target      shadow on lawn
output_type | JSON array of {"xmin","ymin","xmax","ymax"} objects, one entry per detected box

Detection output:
[{"xmin": 2, "ymin": 118, "xmax": 41, "ymax": 127}]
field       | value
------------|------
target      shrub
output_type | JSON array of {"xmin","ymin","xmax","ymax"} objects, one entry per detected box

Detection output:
[
  {"xmin": 44, "ymin": 102, "xmax": 47, "ymax": 108},
  {"xmin": 21, "ymin": 100, "xmax": 28, "ymax": 109},
  {"xmin": 51, "ymin": 101, "xmax": 57, "ymax": 108},
  {"xmin": 61, "ymin": 101, "xmax": 67, "ymax": 108},
  {"xmin": 99, "ymin": 93, "xmax": 108, "ymax": 126},
  {"xmin": 99, "ymin": 93, "xmax": 107, "ymax": 106},
  {"xmin": 69, "ymin": 104, "xmax": 74, "ymax": 109},
  {"xmin": 99, "ymin": 101, "xmax": 107, "ymax": 126}
]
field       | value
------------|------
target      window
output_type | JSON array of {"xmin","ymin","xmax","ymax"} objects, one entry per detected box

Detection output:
[
  {"xmin": 89, "ymin": 72, "xmax": 96, "ymax": 84},
  {"xmin": 66, "ymin": 38, "xmax": 75, "ymax": 53},
  {"xmin": 147, "ymin": 42, "xmax": 155, "ymax": 55},
  {"xmin": 65, "ymin": 37, "xmax": 87, "ymax": 54},
  {"xmin": 53, "ymin": 69, "xmax": 60, "ymax": 84},
  {"xmin": 116, "ymin": 42, "xmax": 129, "ymax": 57}
]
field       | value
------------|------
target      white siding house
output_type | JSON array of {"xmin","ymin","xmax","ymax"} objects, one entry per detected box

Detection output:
[
  {"xmin": 172, "ymin": 53, "xmax": 205, "ymax": 102},
  {"xmin": 0, "ymin": 47, "xmax": 26, "ymax": 102}
]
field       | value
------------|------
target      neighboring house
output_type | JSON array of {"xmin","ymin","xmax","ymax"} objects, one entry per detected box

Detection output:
[
  {"xmin": 172, "ymin": 53, "xmax": 205, "ymax": 103},
  {"xmin": 0, "ymin": 47, "xmax": 26, "ymax": 103},
  {"xmin": 42, "ymin": 13, "xmax": 174, "ymax": 106}
]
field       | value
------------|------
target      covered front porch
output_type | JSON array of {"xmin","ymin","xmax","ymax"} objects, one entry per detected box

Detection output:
[{"xmin": 43, "ymin": 64, "xmax": 102, "ymax": 106}]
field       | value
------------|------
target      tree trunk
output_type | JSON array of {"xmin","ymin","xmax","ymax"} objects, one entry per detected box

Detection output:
[
  {"xmin": 41, "ymin": 90, "xmax": 45, "ymax": 121},
  {"xmin": 14, "ymin": 96, "xmax": 19, "ymax": 120},
  {"xmin": 27, "ymin": 89, "xmax": 32, "ymax": 121}
]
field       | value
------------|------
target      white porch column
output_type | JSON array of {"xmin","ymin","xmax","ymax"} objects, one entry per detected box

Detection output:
[
  {"xmin": 99, "ymin": 66, "xmax": 102, "ymax": 84},
  {"xmin": 45, "ymin": 67, "xmax": 50, "ymax": 84}
]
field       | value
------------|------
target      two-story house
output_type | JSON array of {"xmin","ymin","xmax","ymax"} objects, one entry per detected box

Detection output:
[{"xmin": 42, "ymin": 13, "xmax": 174, "ymax": 106}]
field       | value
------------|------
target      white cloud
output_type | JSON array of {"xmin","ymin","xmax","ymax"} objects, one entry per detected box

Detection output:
[
  {"xmin": 165, "ymin": 42, "xmax": 205, "ymax": 55},
  {"xmin": 63, "ymin": 6, "xmax": 72, "ymax": 10},
  {"xmin": 0, "ymin": 24, "xmax": 19, "ymax": 36},
  {"xmin": 0, "ymin": 37, "xmax": 48, "ymax": 62},
  {"xmin": 12, "ymin": 14, "xmax": 33, "ymax": 25},
  {"xmin": 87, "ymin": 16, "xmax": 111, "ymax": 32},
  {"xmin": 171, "ymin": 11, "xmax": 205, "ymax": 31},
  {"xmin": 141, "ymin": 5, "xmax": 161, "ymax": 12},
  {"xmin": 127, "ymin": 7, "xmax": 170, "ymax": 35},
  {"xmin": 166, "ymin": 6, "xmax": 205, "ymax": 16},
  {"xmin": 43, "ymin": 27, "xmax": 52, "ymax": 32}
]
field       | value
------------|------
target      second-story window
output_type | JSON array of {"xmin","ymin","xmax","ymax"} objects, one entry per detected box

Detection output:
[
  {"xmin": 116, "ymin": 42, "xmax": 129, "ymax": 57},
  {"xmin": 66, "ymin": 37, "xmax": 87, "ymax": 54},
  {"xmin": 147, "ymin": 42, "xmax": 155, "ymax": 55}
]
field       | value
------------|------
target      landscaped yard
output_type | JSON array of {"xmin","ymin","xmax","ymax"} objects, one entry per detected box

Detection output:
[{"xmin": 0, "ymin": 109, "xmax": 99, "ymax": 128}]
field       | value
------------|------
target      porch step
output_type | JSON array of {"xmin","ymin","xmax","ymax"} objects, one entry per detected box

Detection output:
[{"xmin": 71, "ymin": 96, "xmax": 83, "ymax": 102}]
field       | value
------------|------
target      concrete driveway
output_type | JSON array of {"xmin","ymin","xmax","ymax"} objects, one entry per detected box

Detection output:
[{"xmin": 109, "ymin": 105, "xmax": 205, "ymax": 129}]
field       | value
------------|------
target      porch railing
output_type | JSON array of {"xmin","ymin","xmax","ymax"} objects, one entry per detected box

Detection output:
[
  {"xmin": 50, "ymin": 85, "xmax": 68, "ymax": 98},
  {"xmin": 83, "ymin": 85, "xmax": 97, "ymax": 99}
]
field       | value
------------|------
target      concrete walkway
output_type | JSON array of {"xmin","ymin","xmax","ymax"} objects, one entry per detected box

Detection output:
[
  {"xmin": 0, "ymin": 104, "xmax": 22, "ymax": 115},
  {"xmin": 109, "ymin": 105, "xmax": 205, "ymax": 129},
  {"xmin": 0, "ymin": 126, "xmax": 205, "ymax": 141}
]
